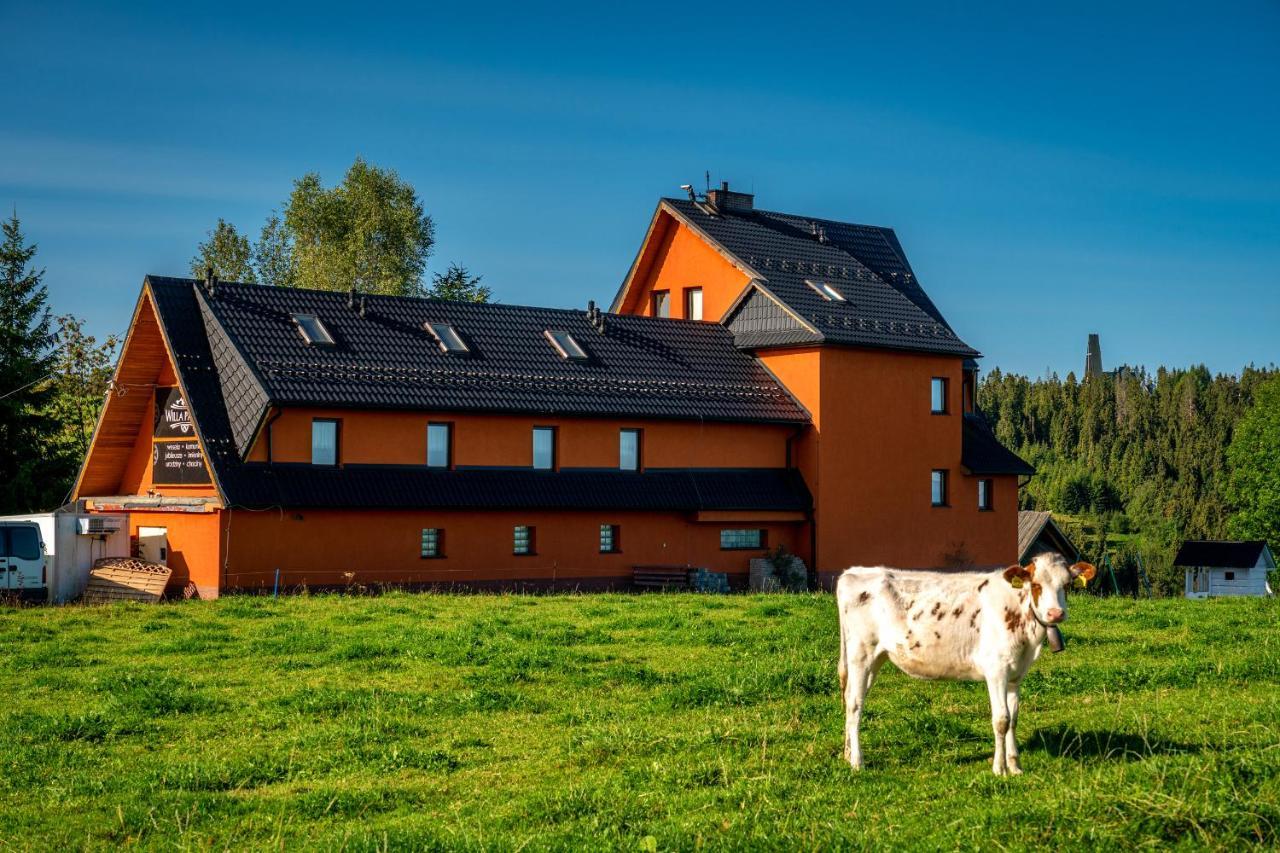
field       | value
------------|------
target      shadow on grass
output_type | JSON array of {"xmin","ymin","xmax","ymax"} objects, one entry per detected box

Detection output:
[{"xmin": 1026, "ymin": 725, "xmax": 1201, "ymax": 761}]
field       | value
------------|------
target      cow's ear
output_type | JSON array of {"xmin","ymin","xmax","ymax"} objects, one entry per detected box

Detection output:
[
  {"xmin": 1070, "ymin": 562, "xmax": 1096, "ymax": 588},
  {"xmin": 1003, "ymin": 564, "xmax": 1031, "ymax": 588}
]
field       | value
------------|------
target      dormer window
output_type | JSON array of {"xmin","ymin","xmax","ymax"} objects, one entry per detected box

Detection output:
[
  {"xmin": 806, "ymin": 280, "xmax": 846, "ymax": 302},
  {"xmin": 544, "ymin": 330, "xmax": 588, "ymax": 361},
  {"xmin": 425, "ymin": 322, "xmax": 469, "ymax": 354},
  {"xmin": 291, "ymin": 313, "xmax": 335, "ymax": 346}
]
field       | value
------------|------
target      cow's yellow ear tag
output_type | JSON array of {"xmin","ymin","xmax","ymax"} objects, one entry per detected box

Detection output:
[
  {"xmin": 1010, "ymin": 576, "xmax": 1025, "ymax": 589},
  {"xmin": 1075, "ymin": 575, "xmax": 1089, "ymax": 589}
]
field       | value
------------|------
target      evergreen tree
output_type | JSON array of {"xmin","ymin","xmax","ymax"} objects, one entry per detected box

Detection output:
[
  {"xmin": 425, "ymin": 263, "xmax": 491, "ymax": 303},
  {"xmin": 0, "ymin": 213, "xmax": 58, "ymax": 512},
  {"xmin": 1227, "ymin": 374, "xmax": 1280, "ymax": 547},
  {"xmin": 190, "ymin": 219, "xmax": 256, "ymax": 282}
]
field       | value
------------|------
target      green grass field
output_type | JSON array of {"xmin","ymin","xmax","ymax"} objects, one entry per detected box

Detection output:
[{"xmin": 1, "ymin": 592, "xmax": 1277, "ymax": 850}]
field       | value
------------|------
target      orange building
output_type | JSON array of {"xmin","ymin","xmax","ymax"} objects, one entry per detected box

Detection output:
[{"xmin": 74, "ymin": 187, "xmax": 1030, "ymax": 596}]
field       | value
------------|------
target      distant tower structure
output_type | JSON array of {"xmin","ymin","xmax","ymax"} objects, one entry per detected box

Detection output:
[{"xmin": 1085, "ymin": 333, "xmax": 1103, "ymax": 378}]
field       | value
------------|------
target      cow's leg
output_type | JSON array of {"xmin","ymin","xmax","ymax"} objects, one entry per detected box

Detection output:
[
  {"xmin": 1004, "ymin": 683, "xmax": 1022, "ymax": 775},
  {"xmin": 843, "ymin": 636, "xmax": 880, "ymax": 770},
  {"xmin": 985, "ymin": 673, "xmax": 1011, "ymax": 775}
]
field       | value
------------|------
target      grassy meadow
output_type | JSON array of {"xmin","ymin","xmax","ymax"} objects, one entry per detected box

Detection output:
[{"xmin": 1, "ymin": 591, "xmax": 1277, "ymax": 850}]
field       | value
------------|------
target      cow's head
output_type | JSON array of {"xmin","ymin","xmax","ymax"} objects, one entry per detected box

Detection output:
[{"xmin": 1002, "ymin": 553, "xmax": 1096, "ymax": 625}]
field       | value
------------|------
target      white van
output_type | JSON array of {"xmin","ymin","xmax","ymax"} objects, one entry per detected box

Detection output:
[
  {"xmin": 0, "ymin": 511, "xmax": 129, "ymax": 602},
  {"xmin": 0, "ymin": 520, "xmax": 46, "ymax": 598}
]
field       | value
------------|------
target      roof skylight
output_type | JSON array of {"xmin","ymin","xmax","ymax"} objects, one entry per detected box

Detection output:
[
  {"xmin": 544, "ymin": 330, "xmax": 588, "ymax": 361},
  {"xmin": 806, "ymin": 280, "xmax": 846, "ymax": 302},
  {"xmin": 291, "ymin": 313, "xmax": 335, "ymax": 346},
  {"xmin": 425, "ymin": 322, "xmax": 469, "ymax": 354}
]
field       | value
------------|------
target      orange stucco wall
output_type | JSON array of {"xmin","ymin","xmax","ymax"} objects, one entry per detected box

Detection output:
[
  {"xmin": 222, "ymin": 508, "xmax": 804, "ymax": 590},
  {"xmin": 249, "ymin": 409, "xmax": 793, "ymax": 469},
  {"xmin": 619, "ymin": 215, "xmax": 752, "ymax": 321},
  {"xmin": 124, "ymin": 508, "xmax": 222, "ymax": 597},
  {"xmin": 759, "ymin": 346, "xmax": 1019, "ymax": 577}
]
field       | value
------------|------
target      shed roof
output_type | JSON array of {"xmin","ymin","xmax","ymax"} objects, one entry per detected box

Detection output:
[
  {"xmin": 1173, "ymin": 540, "xmax": 1273, "ymax": 569},
  {"xmin": 1017, "ymin": 510, "xmax": 1080, "ymax": 563},
  {"xmin": 626, "ymin": 199, "xmax": 979, "ymax": 357},
  {"xmin": 962, "ymin": 414, "xmax": 1035, "ymax": 476}
]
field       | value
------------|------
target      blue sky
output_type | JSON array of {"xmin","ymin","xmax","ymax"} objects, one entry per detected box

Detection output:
[{"xmin": 3, "ymin": 1, "xmax": 1278, "ymax": 377}]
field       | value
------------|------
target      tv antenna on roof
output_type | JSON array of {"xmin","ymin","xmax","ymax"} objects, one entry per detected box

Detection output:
[{"xmin": 705, "ymin": 170, "xmax": 710, "ymax": 194}]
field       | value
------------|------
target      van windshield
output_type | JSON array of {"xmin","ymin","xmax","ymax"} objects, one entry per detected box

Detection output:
[{"xmin": 1, "ymin": 526, "xmax": 42, "ymax": 560}]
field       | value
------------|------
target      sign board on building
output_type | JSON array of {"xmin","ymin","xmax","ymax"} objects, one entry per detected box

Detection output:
[{"xmin": 152, "ymin": 388, "xmax": 211, "ymax": 485}]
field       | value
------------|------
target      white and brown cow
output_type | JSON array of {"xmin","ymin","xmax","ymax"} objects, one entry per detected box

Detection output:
[{"xmin": 836, "ymin": 552, "xmax": 1095, "ymax": 775}]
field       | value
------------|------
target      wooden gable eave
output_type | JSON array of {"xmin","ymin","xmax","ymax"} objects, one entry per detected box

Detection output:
[
  {"xmin": 609, "ymin": 200, "xmax": 763, "ymax": 315},
  {"xmin": 73, "ymin": 279, "xmax": 227, "ymax": 505}
]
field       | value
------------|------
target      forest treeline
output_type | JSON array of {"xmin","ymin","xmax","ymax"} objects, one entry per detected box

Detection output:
[{"xmin": 979, "ymin": 365, "xmax": 1279, "ymax": 594}]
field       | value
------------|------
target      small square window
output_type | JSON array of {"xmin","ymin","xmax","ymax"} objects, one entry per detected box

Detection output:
[
  {"xmin": 978, "ymin": 478, "xmax": 993, "ymax": 511},
  {"xmin": 931, "ymin": 470, "xmax": 948, "ymax": 507},
  {"xmin": 424, "ymin": 322, "xmax": 469, "ymax": 354},
  {"xmin": 684, "ymin": 287, "xmax": 703, "ymax": 321},
  {"xmin": 514, "ymin": 525, "xmax": 535, "ymax": 555},
  {"xmin": 544, "ymin": 330, "xmax": 588, "ymax": 361},
  {"xmin": 600, "ymin": 524, "xmax": 620, "ymax": 553},
  {"xmin": 421, "ymin": 528, "xmax": 443, "ymax": 558},
  {"xmin": 1224, "ymin": 571, "xmax": 1235, "ymax": 581},
  {"xmin": 311, "ymin": 419, "xmax": 339, "ymax": 466},
  {"xmin": 720, "ymin": 529, "xmax": 766, "ymax": 550},
  {"xmin": 931, "ymin": 377, "xmax": 948, "ymax": 414},
  {"xmin": 532, "ymin": 427, "xmax": 556, "ymax": 470},
  {"xmin": 652, "ymin": 290, "xmax": 671, "ymax": 318},
  {"xmin": 619, "ymin": 428, "xmax": 642, "ymax": 471},
  {"xmin": 806, "ymin": 280, "xmax": 846, "ymax": 302},
  {"xmin": 292, "ymin": 313, "xmax": 335, "ymax": 346},
  {"xmin": 427, "ymin": 423, "xmax": 451, "ymax": 468}
]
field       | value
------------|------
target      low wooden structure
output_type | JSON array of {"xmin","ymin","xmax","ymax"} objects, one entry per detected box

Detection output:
[
  {"xmin": 82, "ymin": 557, "xmax": 172, "ymax": 604},
  {"xmin": 1017, "ymin": 511, "xmax": 1081, "ymax": 564}
]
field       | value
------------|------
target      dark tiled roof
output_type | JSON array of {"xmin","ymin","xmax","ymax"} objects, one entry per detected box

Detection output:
[
  {"xmin": 962, "ymin": 414, "xmax": 1035, "ymax": 476},
  {"xmin": 161, "ymin": 276, "xmax": 807, "ymax": 461},
  {"xmin": 1018, "ymin": 510, "xmax": 1080, "ymax": 563},
  {"xmin": 145, "ymin": 277, "xmax": 812, "ymax": 512},
  {"xmin": 1173, "ymin": 541, "xmax": 1272, "ymax": 569},
  {"xmin": 218, "ymin": 465, "xmax": 812, "ymax": 512},
  {"xmin": 658, "ymin": 199, "xmax": 979, "ymax": 357}
]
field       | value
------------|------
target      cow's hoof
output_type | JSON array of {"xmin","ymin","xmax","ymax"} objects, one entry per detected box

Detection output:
[
  {"xmin": 991, "ymin": 765, "xmax": 1006, "ymax": 776},
  {"xmin": 1006, "ymin": 763, "xmax": 1023, "ymax": 776}
]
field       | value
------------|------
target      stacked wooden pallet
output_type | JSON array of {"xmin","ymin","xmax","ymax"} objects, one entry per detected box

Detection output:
[{"xmin": 82, "ymin": 558, "xmax": 172, "ymax": 604}]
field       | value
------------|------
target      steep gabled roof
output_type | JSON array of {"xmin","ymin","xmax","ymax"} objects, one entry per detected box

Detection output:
[
  {"xmin": 618, "ymin": 199, "xmax": 978, "ymax": 357},
  {"xmin": 153, "ymin": 276, "xmax": 810, "ymax": 460},
  {"xmin": 139, "ymin": 277, "xmax": 812, "ymax": 511},
  {"xmin": 1018, "ymin": 510, "xmax": 1080, "ymax": 563},
  {"xmin": 1173, "ymin": 541, "xmax": 1273, "ymax": 569}
]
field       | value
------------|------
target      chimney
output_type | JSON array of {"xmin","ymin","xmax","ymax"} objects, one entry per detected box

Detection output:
[{"xmin": 706, "ymin": 180, "xmax": 754, "ymax": 213}]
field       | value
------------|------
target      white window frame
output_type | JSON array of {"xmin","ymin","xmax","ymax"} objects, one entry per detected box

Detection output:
[
  {"xmin": 425, "ymin": 322, "xmax": 469, "ymax": 354},
  {"xmin": 292, "ymin": 313, "xmax": 335, "ymax": 346},
  {"xmin": 532, "ymin": 427, "xmax": 556, "ymax": 470},
  {"xmin": 427, "ymin": 422, "xmax": 451, "ymax": 469},
  {"xmin": 805, "ymin": 280, "xmax": 846, "ymax": 302},
  {"xmin": 931, "ymin": 377, "xmax": 948, "ymax": 414},
  {"xmin": 311, "ymin": 419, "xmax": 339, "ymax": 466},
  {"xmin": 619, "ymin": 428, "xmax": 641, "ymax": 471},
  {"xmin": 544, "ymin": 330, "xmax": 588, "ymax": 361},
  {"xmin": 684, "ymin": 287, "xmax": 704, "ymax": 321}
]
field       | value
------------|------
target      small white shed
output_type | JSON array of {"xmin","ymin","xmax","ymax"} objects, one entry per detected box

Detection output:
[{"xmin": 1176, "ymin": 540, "xmax": 1275, "ymax": 599}]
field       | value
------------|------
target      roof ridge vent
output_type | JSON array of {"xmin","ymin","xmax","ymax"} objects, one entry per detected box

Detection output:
[{"xmin": 586, "ymin": 299, "xmax": 607, "ymax": 334}]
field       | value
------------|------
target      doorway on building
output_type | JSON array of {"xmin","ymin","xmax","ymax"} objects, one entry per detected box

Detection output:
[{"xmin": 138, "ymin": 527, "xmax": 169, "ymax": 566}]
